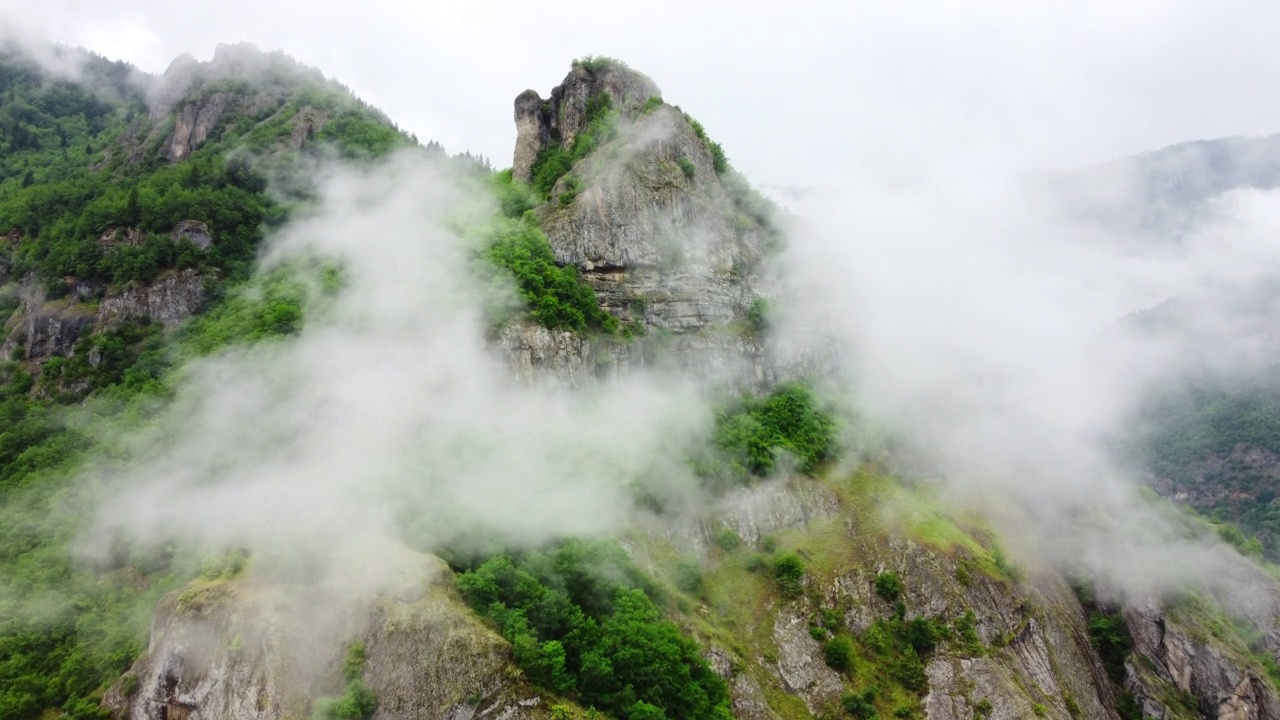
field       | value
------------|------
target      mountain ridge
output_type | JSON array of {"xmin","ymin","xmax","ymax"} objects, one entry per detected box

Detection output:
[{"xmin": 2, "ymin": 40, "xmax": 1280, "ymax": 720}]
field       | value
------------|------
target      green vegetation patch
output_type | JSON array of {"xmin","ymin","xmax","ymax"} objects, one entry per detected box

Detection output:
[
  {"xmin": 707, "ymin": 382, "xmax": 838, "ymax": 482},
  {"xmin": 311, "ymin": 641, "xmax": 378, "ymax": 720},
  {"xmin": 476, "ymin": 214, "xmax": 617, "ymax": 334},
  {"xmin": 456, "ymin": 540, "xmax": 732, "ymax": 720}
]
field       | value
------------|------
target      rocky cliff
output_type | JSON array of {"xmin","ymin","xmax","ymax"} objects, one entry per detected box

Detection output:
[
  {"xmin": 630, "ymin": 475, "xmax": 1122, "ymax": 720},
  {"xmin": 123, "ymin": 43, "xmax": 341, "ymax": 165},
  {"xmin": 105, "ymin": 470, "xmax": 1280, "ymax": 720},
  {"xmin": 44, "ymin": 53, "xmax": 1280, "ymax": 720},
  {"xmin": 502, "ymin": 60, "xmax": 819, "ymax": 390},
  {"xmin": 0, "ymin": 260, "xmax": 205, "ymax": 364},
  {"xmin": 1126, "ymin": 602, "xmax": 1280, "ymax": 720},
  {"xmin": 105, "ymin": 554, "xmax": 562, "ymax": 720}
]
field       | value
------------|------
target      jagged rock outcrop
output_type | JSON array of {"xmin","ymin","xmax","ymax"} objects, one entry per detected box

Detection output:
[
  {"xmin": 512, "ymin": 61, "xmax": 661, "ymax": 183},
  {"xmin": 497, "ymin": 320, "xmax": 833, "ymax": 390},
  {"xmin": 129, "ymin": 43, "xmax": 336, "ymax": 165},
  {"xmin": 97, "ymin": 269, "xmax": 205, "ymax": 329},
  {"xmin": 172, "ymin": 220, "xmax": 215, "ymax": 251},
  {"xmin": 538, "ymin": 87, "xmax": 768, "ymax": 335},
  {"xmin": 504, "ymin": 61, "xmax": 824, "ymax": 389},
  {"xmin": 0, "ymin": 267, "xmax": 203, "ymax": 363},
  {"xmin": 164, "ymin": 91, "xmax": 231, "ymax": 161},
  {"xmin": 0, "ymin": 276, "xmax": 94, "ymax": 360},
  {"xmin": 99, "ymin": 227, "xmax": 144, "ymax": 250},
  {"xmin": 513, "ymin": 90, "xmax": 550, "ymax": 186},
  {"xmin": 634, "ymin": 477, "xmax": 1121, "ymax": 720},
  {"xmin": 1126, "ymin": 603, "xmax": 1280, "ymax": 719},
  {"xmin": 105, "ymin": 554, "xmax": 557, "ymax": 720}
]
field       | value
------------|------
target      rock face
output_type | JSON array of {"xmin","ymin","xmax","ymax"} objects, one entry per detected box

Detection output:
[
  {"xmin": 503, "ymin": 60, "xmax": 823, "ymax": 389},
  {"xmin": 172, "ymin": 220, "xmax": 215, "ymax": 251},
  {"xmin": 632, "ymin": 477, "xmax": 1123, "ymax": 720},
  {"xmin": 1126, "ymin": 603, "xmax": 1280, "ymax": 720},
  {"xmin": 512, "ymin": 60, "xmax": 661, "ymax": 183},
  {"xmin": 497, "ymin": 321, "xmax": 832, "ymax": 390},
  {"xmin": 97, "ymin": 269, "xmax": 206, "ymax": 329},
  {"xmin": 0, "ymin": 276, "xmax": 94, "ymax": 361},
  {"xmin": 0, "ymin": 266, "xmax": 203, "ymax": 364},
  {"xmin": 541, "ymin": 102, "xmax": 767, "ymax": 328},
  {"xmin": 128, "ymin": 42, "xmax": 337, "ymax": 166},
  {"xmin": 164, "ymin": 91, "xmax": 231, "ymax": 161},
  {"xmin": 534, "ymin": 73, "xmax": 768, "ymax": 333},
  {"xmin": 105, "ymin": 555, "xmax": 557, "ymax": 720}
]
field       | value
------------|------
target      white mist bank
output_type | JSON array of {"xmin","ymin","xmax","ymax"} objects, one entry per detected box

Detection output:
[
  {"xmin": 82, "ymin": 153, "xmax": 715, "ymax": 592},
  {"xmin": 779, "ymin": 165, "xmax": 1280, "ymax": 601}
]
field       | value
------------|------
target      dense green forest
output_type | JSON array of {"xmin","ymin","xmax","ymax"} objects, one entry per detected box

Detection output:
[
  {"xmin": 1135, "ymin": 369, "xmax": 1280, "ymax": 559},
  {"xmin": 456, "ymin": 541, "xmax": 733, "ymax": 720}
]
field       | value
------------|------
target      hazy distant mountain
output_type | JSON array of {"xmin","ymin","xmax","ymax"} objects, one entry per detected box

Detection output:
[{"xmin": 1050, "ymin": 134, "xmax": 1280, "ymax": 237}]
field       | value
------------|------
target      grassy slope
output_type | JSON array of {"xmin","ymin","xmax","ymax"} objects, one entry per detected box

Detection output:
[{"xmin": 624, "ymin": 467, "xmax": 1022, "ymax": 720}]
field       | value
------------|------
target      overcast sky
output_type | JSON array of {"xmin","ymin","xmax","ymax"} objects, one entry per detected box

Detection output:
[{"xmin": 4, "ymin": 1, "xmax": 1280, "ymax": 188}]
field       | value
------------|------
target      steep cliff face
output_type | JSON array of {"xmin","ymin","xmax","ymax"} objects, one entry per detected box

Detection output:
[
  {"xmin": 540, "ymin": 102, "xmax": 766, "ymax": 327},
  {"xmin": 96, "ymin": 268, "xmax": 205, "ymax": 330},
  {"xmin": 1125, "ymin": 602, "xmax": 1280, "ymax": 720},
  {"xmin": 0, "ymin": 265, "xmax": 204, "ymax": 363},
  {"xmin": 131, "ymin": 43, "xmax": 336, "ymax": 164},
  {"xmin": 513, "ymin": 61, "xmax": 662, "ymax": 184},
  {"xmin": 105, "ymin": 554, "xmax": 560, "ymax": 720},
  {"xmin": 634, "ymin": 475, "xmax": 1124, "ymax": 720},
  {"xmin": 497, "ymin": 321, "xmax": 833, "ymax": 390},
  {"xmin": 503, "ymin": 60, "xmax": 809, "ymax": 389}
]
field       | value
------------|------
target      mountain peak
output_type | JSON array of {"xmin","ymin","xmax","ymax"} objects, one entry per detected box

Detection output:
[{"xmin": 512, "ymin": 57, "xmax": 661, "ymax": 182}]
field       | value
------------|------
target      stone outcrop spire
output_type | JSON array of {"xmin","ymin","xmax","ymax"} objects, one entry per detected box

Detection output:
[
  {"xmin": 512, "ymin": 90, "xmax": 549, "ymax": 183},
  {"xmin": 511, "ymin": 58, "xmax": 661, "ymax": 182}
]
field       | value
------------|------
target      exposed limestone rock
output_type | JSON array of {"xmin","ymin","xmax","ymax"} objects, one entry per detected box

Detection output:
[
  {"xmin": 0, "ymin": 277, "xmax": 93, "ymax": 360},
  {"xmin": 501, "ymin": 61, "xmax": 828, "ymax": 392},
  {"xmin": 512, "ymin": 90, "xmax": 549, "ymax": 184},
  {"xmin": 772, "ymin": 606, "xmax": 845, "ymax": 712},
  {"xmin": 541, "ymin": 103, "xmax": 768, "ymax": 335},
  {"xmin": 854, "ymin": 542, "xmax": 1118, "ymax": 720},
  {"xmin": 633, "ymin": 477, "xmax": 1121, "ymax": 719},
  {"xmin": 497, "ymin": 320, "xmax": 833, "ymax": 391},
  {"xmin": 172, "ymin": 220, "xmax": 215, "ymax": 250},
  {"xmin": 512, "ymin": 60, "xmax": 661, "ymax": 182},
  {"xmin": 704, "ymin": 645, "xmax": 781, "ymax": 720},
  {"xmin": 0, "ymin": 268, "xmax": 203, "ymax": 363},
  {"xmin": 99, "ymin": 227, "xmax": 144, "ymax": 251},
  {"xmin": 105, "ymin": 554, "xmax": 556, "ymax": 720},
  {"xmin": 136, "ymin": 42, "xmax": 338, "ymax": 165},
  {"xmin": 730, "ymin": 673, "xmax": 781, "ymax": 720},
  {"xmin": 288, "ymin": 107, "xmax": 327, "ymax": 150},
  {"xmin": 645, "ymin": 478, "xmax": 840, "ymax": 560},
  {"xmin": 1126, "ymin": 603, "xmax": 1280, "ymax": 719},
  {"xmin": 165, "ymin": 91, "xmax": 230, "ymax": 161},
  {"xmin": 97, "ymin": 269, "xmax": 205, "ymax": 329}
]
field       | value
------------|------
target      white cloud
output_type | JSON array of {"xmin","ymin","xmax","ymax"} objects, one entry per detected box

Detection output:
[{"xmin": 5, "ymin": 1, "xmax": 1280, "ymax": 187}]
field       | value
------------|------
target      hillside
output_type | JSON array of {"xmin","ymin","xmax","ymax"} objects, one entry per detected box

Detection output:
[
  {"xmin": 1073, "ymin": 138, "xmax": 1280, "ymax": 563},
  {"xmin": 1050, "ymin": 134, "xmax": 1280, "ymax": 238},
  {"xmin": 0, "ymin": 40, "xmax": 422, "ymax": 720},
  {"xmin": 2, "ymin": 42, "xmax": 1280, "ymax": 720}
]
